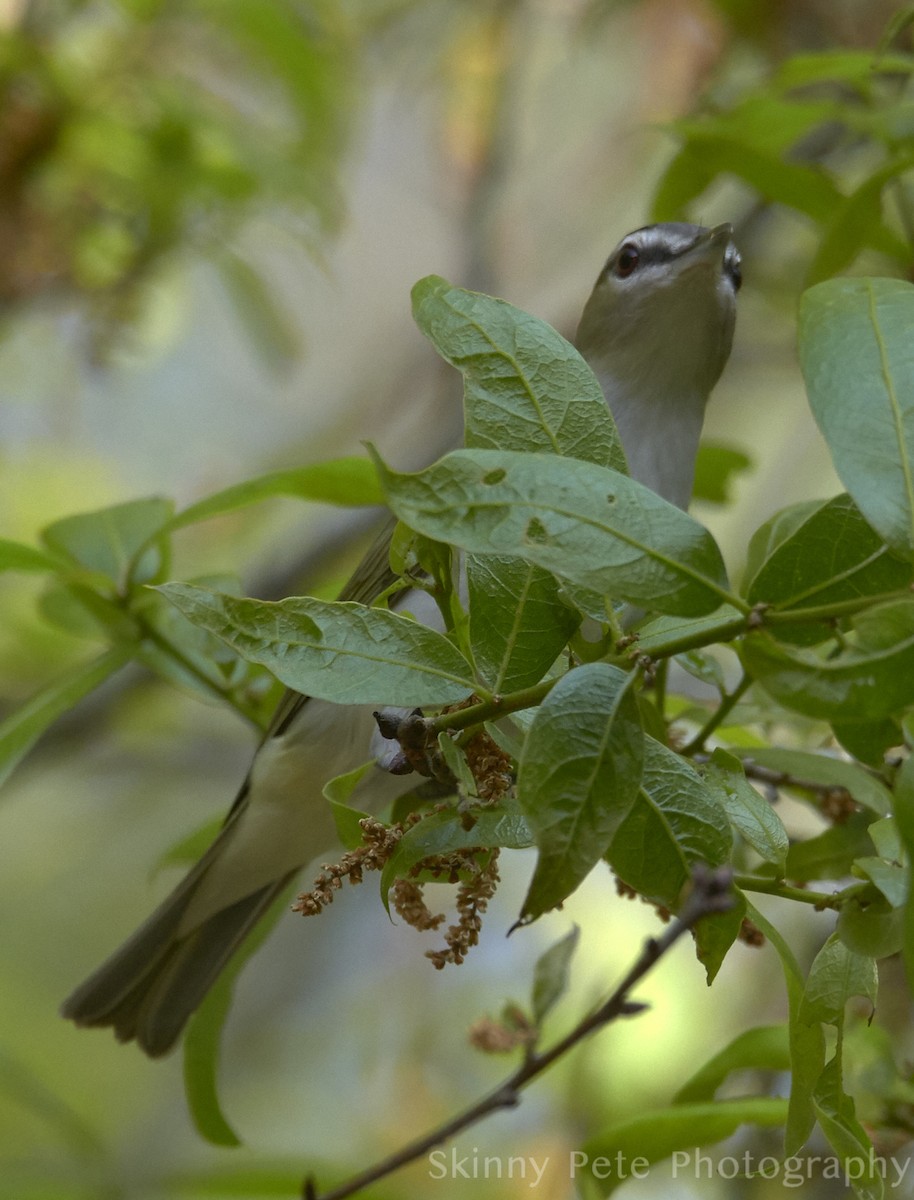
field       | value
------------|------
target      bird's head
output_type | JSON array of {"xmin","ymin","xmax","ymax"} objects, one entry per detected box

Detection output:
[{"xmin": 575, "ymin": 222, "xmax": 741, "ymax": 403}]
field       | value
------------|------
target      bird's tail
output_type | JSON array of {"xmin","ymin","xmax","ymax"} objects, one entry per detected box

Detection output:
[{"xmin": 60, "ymin": 810, "xmax": 292, "ymax": 1058}]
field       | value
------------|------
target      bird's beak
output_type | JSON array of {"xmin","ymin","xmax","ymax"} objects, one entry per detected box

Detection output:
[{"xmin": 683, "ymin": 223, "xmax": 733, "ymax": 271}]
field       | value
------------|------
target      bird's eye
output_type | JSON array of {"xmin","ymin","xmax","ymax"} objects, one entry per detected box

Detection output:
[
  {"xmin": 726, "ymin": 250, "xmax": 742, "ymax": 292},
  {"xmin": 615, "ymin": 244, "xmax": 640, "ymax": 278}
]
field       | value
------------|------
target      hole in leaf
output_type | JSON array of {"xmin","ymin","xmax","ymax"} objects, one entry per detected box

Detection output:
[
  {"xmin": 607, "ymin": 493, "xmax": 616, "ymax": 504},
  {"xmin": 525, "ymin": 517, "xmax": 550, "ymax": 545},
  {"xmin": 483, "ymin": 468, "xmax": 506, "ymax": 485}
]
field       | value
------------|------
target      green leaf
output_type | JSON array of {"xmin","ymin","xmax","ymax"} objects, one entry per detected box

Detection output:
[
  {"xmin": 157, "ymin": 583, "xmax": 475, "ymax": 706},
  {"xmin": 693, "ymin": 884, "xmax": 746, "ymax": 984},
  {"xmin": 800, "ymin": 934, "xmax": 877, "ymax": 1026},
  {"xmin": 893, "ymin": 755, "xmax": 914, "ymax": 993},
  {"xmin": 0, "ymin": 1047, "xmax": 103, "ymax": 1160},
  {"xmin": 814, "ymin": 1056, "xmax": 883, "ymax": 1200},
  {"xmin": 531, "ymin": 926, "xmax": 580, "ymax": 1025},
  {"xmin": 745, "ymin": 902, "xmax": 825, "ymax": 1154},
  {"xmin": 411, "ymin": 275, "xmax": 625, "ymax": 470},
  {"xmin": 37, "ymin": 579, "xmax": 126, "ymax": 640},
  {"xmin": 774, "ymin": 50, "xmax": 914, "ymax": 91},
  {"xmin": 211, "ymin": 247, "xmax": 301, "ymax": 370},
  {"xmin": 0, "ymin": 538, "xmax": 65, "ymax": 573},
  {"xmin": 607, "ymin": 738, "xmax": 731, "ymax": 910},
  {"xmin": 580, "ymin": 1098, "xmax": 788, "ymax": 1196},
  {"xmin": 743, "ymin": 499, "xmax": 822, "ymax": 588},
  {"xmin": 323, "ymin": 764, "xmax": 373, "ymax": 850},
  {"xmin": 651, "ymin": 143, "xmax": 717, "ymax": 221},
  {"xmin": 518, "ymin": 664, "xmax": 644, "ymax": 919},
  {"xmin": 878, "ymin": 8, "xmax": 914, "ymax": 53},
  {"xmin": 786, "ymin": 814, "xmax": 875, "ymax": 883},
  {"xmin": 745, "ymin": 494, "xmax": 912, "ymax": 644},
  {"xmin": 674, "ymin": 1025, "xmax": 790, "ymax": 1103},
  {"xmin": 831, "ymin": 716, "xmax": 903, "ymax": 767},
  {"xmin": 742, "ymin": 747, "xmax": 892, "ymax": 816},
  {"xmin": 680, "ymin": 94, "xmax": 842, "ymax": 156},
  {"xmin": 436, "ymin": 730, "xmax": 477, "ymax": 798},
  {"xmin": 379, "ymin": 801, "xmax": 533, "ymax": 903},
  {"xmin": 374, "ymin": 448, "xmax": 733, "ymax": 617},
  {"xmin": 0, "ymin": 648, "xmax": 131, "ymax": 788},
  {"xmin": 183, "ymin": 883, "xmax": 296, "ymax": 1147},
  {"xmin": 467, "ymin": 554, "xmax": 578, "ymax": 692},
  {"xmin": 868, "ymin": 815, "xmax": 902, "ymax": 860},
  {"xmin": 808, "ymin": 158, "xmax": 914, "ymax": 285},
  {"xmin": 656, "ymin": 134, "xmax": 904, "ymax": 260},
  {"xmin": 691, "ymin": 441, "xmax": 752, "ymax": 505},
  {"xmin": 168, "ymin": 458, "xmax": 384, "ymax": 531},
  {"xmin": 741, "ymin": 613, "xmax": 914, "ymax": 724},
  {"xmin": 837, "ymin": 888, "xmax": 905, "ymax": 958},
  {"xmin": 799, "ymin": 278, "xmax": 914, "ymax": 554},
  {"xmin": 41, "ymin": 497, "xmax": 173, "ymax": 588},
  {"xmin": 703, "ymin": 749, "xmax": 789, "ymax": 870},
  {"xmin": 855, "ymin": 857, "xmax": 908, "ymax": 908}
]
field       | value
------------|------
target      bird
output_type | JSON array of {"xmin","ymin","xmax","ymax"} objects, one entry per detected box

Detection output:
[{"xmin": 61, "ymin": 221, "xmax": 742, "ymax": 1056}]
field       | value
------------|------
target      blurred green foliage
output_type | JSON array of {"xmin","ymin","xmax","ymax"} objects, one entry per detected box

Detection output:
[
  {"xmin": 5, "ymin": 3, "xmax": 914, "ymax": 1200},
  {"xmin": 0, "ymin": 0, "xmax": 354, "ymax": 355}
]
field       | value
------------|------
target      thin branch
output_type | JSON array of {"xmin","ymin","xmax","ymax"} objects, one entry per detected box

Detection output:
[
  {"xmin": 302, "ymin": 865, "xmax": 734, "ymax": 1200},
  {"xmin": 680, "ymin": 672, "xmax": 752, "ymax": 755},
  {"xmin": 740, "ymin": 759, "xmax": 854, "ymax": 809}
]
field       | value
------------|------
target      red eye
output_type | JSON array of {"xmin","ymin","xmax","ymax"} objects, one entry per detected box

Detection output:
[{"xmin": 615, "ymin": 244, "xmax": 640, "ymax": 278}]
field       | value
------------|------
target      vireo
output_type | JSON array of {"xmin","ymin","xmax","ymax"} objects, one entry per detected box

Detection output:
[{"xmin": 62, "ymin": 222, "xmax": 741, "ymax": 1056}]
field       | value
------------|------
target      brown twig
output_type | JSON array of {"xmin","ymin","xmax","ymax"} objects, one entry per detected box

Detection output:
[{"xmin": 301, "ymin": 864, "xmax": 734, "ymax": 1200}]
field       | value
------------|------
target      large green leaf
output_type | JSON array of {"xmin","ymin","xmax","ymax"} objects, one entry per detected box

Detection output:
[
  {"xmin": 607, "ymin": 738, "xmax": 731, "ymax": 910},
  {"xmin": 745, "ymin": 494, "xmax": 911, "ymax": 644},
  {"xmin": 741, "ymin": 601, "xmax": 914, "ymax": 722},
  {"xmin": 157, "ymin": 583, "xmax": 475, "ymax": 705},
  {"xmin": 655, "ymin": 136, "xmax": 905, "ymax": 262},
  {"xmin": 517, "ymin": 664, "xmax": 644, "ymax": 920},
  {"xmin": 799, "ymin": 934, "xmax": 878, "ymax": 1026},
  {"xmin": 0, "ymin": 648, "xmax": 132, "ymax": 788},
  {"xmin": 41, "ymin": 497, "xmax": 174, "ymax": 588},
  {"xmin": 0, "ymin": 539, "xmax": 65, "ymax": 574},
  {"xmin": 183, "ymin": 881, "xmax": 297, "ymax": 1147},
  {"xmin": 411, "ymin": 275, "xmax": 625, "ymax": 469},
  {"xmin": 467, "ymin": 555, "xmax": 578, "ymax": 692},
  {"xmin": 808, "ymin": 158, "xmax": 914, "ymax": 286},
  {"xmin": 703, "ymin": 749, "xmax": 789, "ymax": 871},
  {"xmin": 785, "ymin": 814, "xmax": 875, "ymax": 884},
  {"xmin": 745, "ymin": 903, "xmax": 825, "ymax": 1154},
  {"xmin": 813, "ymin": 1057, "xmax": 883, "ymax": 1200},
  {"xmin": 168, "ymin": 458, "xmax": 384, "ymax": 531},
  {"xmin": 674, "ymin": 1025, "xmax": 790, "ymax": 1103},
  {"xmin": 799, "ymin": 278, "xmax": 914, "ymax": 554},
  {"xmin": 374, "ymin": 448, "xmax": 733, "ymax": 617},
  {"xmin": 773, "ymin": 50, "xmax": 914, "ymax": 91},
  {"xmin": 580, "ymin": 1098, "xmax": 788, "ymax": 1197}
]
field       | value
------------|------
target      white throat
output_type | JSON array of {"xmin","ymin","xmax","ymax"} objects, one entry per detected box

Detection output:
[{"xmin": 590, "ymin": 366, "xmax": 707, "ymax": 511}]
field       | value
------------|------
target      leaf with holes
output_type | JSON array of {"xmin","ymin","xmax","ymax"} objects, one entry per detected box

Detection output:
[{"xmin": 373, "ymin": 448, "xmax": 732, "ymax": 617}]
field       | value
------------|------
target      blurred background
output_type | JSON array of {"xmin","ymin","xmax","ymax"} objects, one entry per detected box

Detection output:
[{"xmin": 2, "ymin": 0, "xmax": 913, "ymax": 1197}]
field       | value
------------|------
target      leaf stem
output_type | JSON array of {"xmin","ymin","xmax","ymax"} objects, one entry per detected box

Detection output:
[
  {"xmin": 430, "ymin": 676, "xmax": 558, "ymax": 734},
  {"xmin": 764, "ymin": 588, "xmax": 914, "ymax": 626},
  {"xmin": 134, "ymin": 611, "xmax": 264, "ymax": 728},
  {"xmin": 680, "ymin": 672, "xmax": 752, "ymax": 755},
  {"xmin": 733, "ymin": 874, "xmax": 845, "ymax": 909}
]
